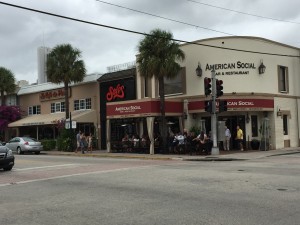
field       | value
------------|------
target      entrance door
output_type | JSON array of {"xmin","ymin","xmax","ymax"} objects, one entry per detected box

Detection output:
[{"xmin": 219, "ymin": 115, "xmax": 245, "ymax": 150}]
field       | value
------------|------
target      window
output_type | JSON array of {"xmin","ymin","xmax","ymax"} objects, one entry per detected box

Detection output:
[
  {"xmin": 164, "ymin": 67, "xmax": 186, "ymax": 96},
  {"xmin": 6, "ymin": 95, "xmax": 17, "ymax": 106},
  {"xmin": 278, "ymin": 66, "xmax": 289, "ymax": 93},
  {"xmin": 86, "ymin": 98, "xmax": 91, "ymax": 109},
  {"xmin": 74, "ymin": 100, "xmax": 79, "ymax": 111},
  {"xmin": 51, "ymin": 102, "xmax": 65, "ymax": 113},
  {"xmin": 28, "ymin": 105, "xmax": 41, "ymax": 115},
  {"xmin": 74, "ymin": 98, "xmax": 91, "ymax": 110},
  {"xmin": 80, "ymin": 99, "xmax": 85, "ymax": 109},
  {"xmin": 283, "ymin": 115, "xmax": 288, "ymax": 135}
]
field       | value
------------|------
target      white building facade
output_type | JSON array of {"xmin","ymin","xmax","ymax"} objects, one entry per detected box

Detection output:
[{"xmin": 136, "ymin": 36, "xmax": 300, "ymax": 150}]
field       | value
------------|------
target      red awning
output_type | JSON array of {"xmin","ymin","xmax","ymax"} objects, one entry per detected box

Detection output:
[
  {"xmin": 106, "ymin": 98, "xmax": 183, "ymax": 119},
  {"xmin": 188, "ymin": 98, "xmax": 274, "ymax": 113}
]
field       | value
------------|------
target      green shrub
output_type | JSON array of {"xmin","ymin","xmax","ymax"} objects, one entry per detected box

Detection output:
[
  {"xmin": 41, "ymin": 139, "xmax": 57, "ymax": 151},
  {"xmin": 57, "ymin": 129, "xmax": 75, "ymax": 152},
  {"xmin": 190, "ymin": 126, "xmax": 200, "ymax": 135}
]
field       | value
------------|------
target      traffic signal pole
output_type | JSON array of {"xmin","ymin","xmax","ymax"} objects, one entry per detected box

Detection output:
[{"xmin": 211, "ymin": 69, "xmax": 219, "ymax": 155}]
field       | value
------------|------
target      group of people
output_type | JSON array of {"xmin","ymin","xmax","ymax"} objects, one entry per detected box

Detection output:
[
  {"xmin": 75, "ymin": 131, "xmax": 93, "ymax": 154},
  {"xmin": 121, "ymin": 133, "xmax": 150, "ymax": 152},
  {"xmin": 223, "ymin": 125, "xmax": 244, "ymax": 151},
  {"xmin": 168, "ymin": 130, "xmax": 212, "ymax": 155},
  {"xmin": 168, "ymin": 124, "xmax": 244, "ymax": 154},
  {"xmin": 73, "ymin": 125, "xmax": 244, "ymax": 154}
]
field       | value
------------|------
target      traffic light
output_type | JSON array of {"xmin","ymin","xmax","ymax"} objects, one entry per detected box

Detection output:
[
  {"xmin": 216, "ymin": 79, "xmax": 224, "ymax": 98},
  {"xmin": 204, "ymin": 77, "xmax": 212, "ymax": 97},
  {"xmin": 219, "ymin": 100, "xmax": 228, "ymax": 112},
  {"xmin": 204, "ymin": 100, "xmax": 212, "ymax": 113}
]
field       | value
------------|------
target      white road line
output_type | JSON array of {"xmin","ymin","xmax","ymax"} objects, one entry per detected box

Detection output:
[
  {"xmin": 14, "ymin": 164, "xmax": 80, "ymax": 171},
  {"xmin": 0, "ymin": 164, "xmax": 159, "ymax": 187}
]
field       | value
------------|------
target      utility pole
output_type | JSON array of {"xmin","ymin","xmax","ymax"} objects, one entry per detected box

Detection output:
[{"xmin": 211, "ymin": 69, "xmax": 219, "ymax": 155}]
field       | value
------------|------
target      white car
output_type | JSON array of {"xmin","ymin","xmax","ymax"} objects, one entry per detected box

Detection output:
[{"xmin": 6, "ymin": 137, "xmax": 43, "ymax": 155}]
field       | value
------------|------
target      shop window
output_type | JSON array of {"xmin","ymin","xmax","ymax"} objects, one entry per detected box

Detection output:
[
  {"xmin": 51, "ymin": 102, "xmax": 65, "ymax": 113},
  {"xmin": 164, "ymin": 67, "xmax": 186, "ymax": 96},
  {"xmin": 28, "ymin": 105, "xmax": 41, "ymax": 115},
  {"xmin": 278, "ymin": 66, "xmax": 289, "ymax": 93},
  {"xmin": 251, "ymin": 115, "xmax": 258, "ymax": 137},
  {"xmin": 74, "ymin": 98, "xmax": 92, "ymax": 110},
  {"xmin": 283, "ymin": 114, "xmax": 288, "ymax": 135}
]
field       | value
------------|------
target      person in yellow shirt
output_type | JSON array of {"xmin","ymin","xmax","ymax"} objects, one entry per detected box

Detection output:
[{"xmin": 236, "ymin": 125, "xmax": 244, "ymax": 151}]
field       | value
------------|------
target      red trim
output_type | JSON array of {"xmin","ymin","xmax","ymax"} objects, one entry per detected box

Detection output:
[
  {"xmin": 189, "ymin": 98, "xmax": 274, "ymax": 112},
  {"xmin": 107, "ymin": 99, "xmax": 183, "ymax": 118}
]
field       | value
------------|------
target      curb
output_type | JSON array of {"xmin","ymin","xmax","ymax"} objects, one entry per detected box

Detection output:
[
  {"xmin": 183, "ymin": 157, "xmax": 245, "ymax": 161},
  {"xmin": 41, "ymin": 149, "xmax": 300, "ymax": 161}
]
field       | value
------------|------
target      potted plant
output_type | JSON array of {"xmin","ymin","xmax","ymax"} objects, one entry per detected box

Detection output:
[{"xmin": 250, "ymin": 139, "xmax": 260, "ymax": 150}]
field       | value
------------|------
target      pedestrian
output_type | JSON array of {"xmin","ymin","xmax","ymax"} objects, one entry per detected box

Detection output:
[
  {"xmin": 236, "ymin": 125, "xmax": 244, "ymax": 151},
  {"xmin": 80, "ymin": 132, "xmax": 86, "ymax": 154},
  {"xmin": 75, "ymin": 130, "xmax": 82, "ymax": 153},
  {"xmin": 224, "ymin": 125, "xmax": 231, "ymax": 151},
  {"xmin": 87, "ymin": 133, "xmax": 93, "ymax": 153}
]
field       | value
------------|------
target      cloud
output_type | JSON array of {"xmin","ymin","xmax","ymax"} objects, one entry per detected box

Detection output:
[{"xmin": 0, "ymin": 0, "xmax": 300, "ymax": 83}]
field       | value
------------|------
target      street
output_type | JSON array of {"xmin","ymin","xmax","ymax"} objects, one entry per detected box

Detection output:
[{"xmin": 0, "ymin": 153, "xmax": 300, "ymax": 225}]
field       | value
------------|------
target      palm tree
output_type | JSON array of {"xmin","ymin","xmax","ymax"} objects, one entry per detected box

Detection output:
[
  {"xmin": 47, "ymin": 44, "xmax": 86, "ymax": 119},
  {"xmin": 137, "ymin": 29, "xmax": 185, "ymax": 153},
  {"xmin": 0, "ymin": 67, "xmax": 16, "ymax": 106}
]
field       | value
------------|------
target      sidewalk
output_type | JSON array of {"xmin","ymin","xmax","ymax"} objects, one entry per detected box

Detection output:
[{"xmin": 43, "ymin": 147, "xmax": 300, "ymax": 161}]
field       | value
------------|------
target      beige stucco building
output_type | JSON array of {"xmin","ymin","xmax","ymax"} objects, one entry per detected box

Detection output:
[
  {"xmin": 134, "ymin": 36, "xmax": 300, "ymax": 150},
  {"xmin": 7, "ymin": 74, "xmax": 101, "ymax": 147}
]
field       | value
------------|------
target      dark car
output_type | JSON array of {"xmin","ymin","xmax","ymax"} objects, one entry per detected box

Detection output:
[
  {"xmin": 5, "ymin": 137, "xmax": 43, "ymax": 155},
  {"xmin": 0, "ymin": 142, "xmax": 15, "ymax": 171}
]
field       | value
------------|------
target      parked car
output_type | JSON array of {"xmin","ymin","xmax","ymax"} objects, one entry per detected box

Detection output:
[
  {"xmin": 6, "ymin": 137, "xmax": 43, "ymax": 155},
  {"xmin": 0, "ymin": 142, "xmax": 15, "ymax": 171}
]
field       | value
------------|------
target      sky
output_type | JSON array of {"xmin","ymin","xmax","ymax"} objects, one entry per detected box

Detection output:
[{"xmin": 1, "ymin": 0, "xmax": 300, "ymax": 84}]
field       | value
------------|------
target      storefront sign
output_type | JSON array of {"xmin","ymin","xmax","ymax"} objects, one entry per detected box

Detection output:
[
  {"xmin": 188, "ymin": 98, "xmax": 274, "ymax": 112},
  {"xmin": 205, "ymin": 61, "xmax": 257, "ymax": 76},
  {"xmin": 40, "ymin": 88, "xmax": 69, "ymax": 102},
  {"xmin": 106, "ymin": 84, "xmax": 125, "ymax": 101},
  {"xmin": 107, "ymin": 100, "xmax": 183, "ymax": 118}
]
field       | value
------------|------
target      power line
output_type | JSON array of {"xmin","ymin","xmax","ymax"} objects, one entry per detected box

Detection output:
[
  {"xmin": 95, "ymin": 0, "xmax": 235, "ymax": 36},
  {"xmin": 0, "ymin": 1, "xmax": 299, "ymax": 58},
  {"xmin": 187, "ymin": 0, "xmax": 300, "ymax": 25}
]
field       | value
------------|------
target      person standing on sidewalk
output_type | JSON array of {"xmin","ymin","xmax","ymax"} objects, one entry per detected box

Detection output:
[
  {"xmin": 224, "ymin": 125, "xmax": 231, "ymax": 151},
  {"xmin": 87, "ymin": 133, "xmax": 93, "ymax": 153},
  {"xmin": 75, "ymin": 130, "xmax": 82, "ymax": 153},
  {"xmin": 236, "ymin": 125, "xmax": 244, "ymax": 151}
]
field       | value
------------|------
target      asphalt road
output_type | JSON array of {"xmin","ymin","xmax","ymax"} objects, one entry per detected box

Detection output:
[{"xmin": 0, "ymin": 154, "xmax": 300, "ymax": 225}]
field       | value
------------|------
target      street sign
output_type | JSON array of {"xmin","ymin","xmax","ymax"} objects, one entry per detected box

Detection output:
[{"xmin": 65, "ymin": 120, "xmax": 77, "ymax": 129}]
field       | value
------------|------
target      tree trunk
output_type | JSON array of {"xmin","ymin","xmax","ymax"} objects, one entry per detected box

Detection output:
[
  {"xmin": 158, "ymin": 76, "xmax": 167, "ymax": 154},
  {"xmin": 64, "ymin": 82, "xmax": 69, "ymax": 120}
]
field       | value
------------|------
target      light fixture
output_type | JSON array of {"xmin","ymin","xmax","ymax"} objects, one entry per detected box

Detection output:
[
  {"xmin": 277, "ymin": 108, "xmax": 282, "ymax": 117},
  {"xmin": 183, "ymin": 112, "xmax": 188, "ymax": 120},
  {"xmin": 167, "ymin": 121, "xmax": 175, "ymax": 125},
  {"xmin": 246, "ymin": 113, "xmax": 250, "ymax": 123},
  {"xmin": 196, "ymin": 62, "xmax": 202, "ymax": 77},
  {"xmin": 258, "ymin": 60, "xmax": 266, "ymax": 74}
]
